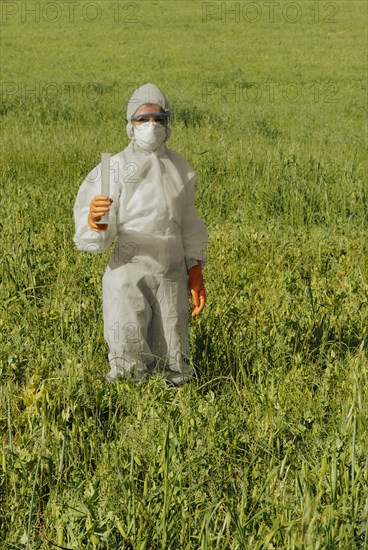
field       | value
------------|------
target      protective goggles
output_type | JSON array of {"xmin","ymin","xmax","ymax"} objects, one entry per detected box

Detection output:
[{"xmin": 130, "ymin": 112, "xmax": 170, "ymax": 125}]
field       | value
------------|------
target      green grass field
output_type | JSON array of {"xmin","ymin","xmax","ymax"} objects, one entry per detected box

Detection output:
[{"xmin": 1, "ymin": 0, "xmax": 367, "ymax": 548}]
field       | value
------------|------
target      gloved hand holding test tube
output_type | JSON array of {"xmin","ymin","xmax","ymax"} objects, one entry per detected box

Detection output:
[{"xmin": 88, "ymin": 153, "xmax": 113, "ymax": 232}]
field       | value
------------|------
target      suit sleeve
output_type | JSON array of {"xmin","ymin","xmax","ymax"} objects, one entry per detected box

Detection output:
[{"xmin": 181, "ymin": 169, "xmax": 208, "ymax": 270}]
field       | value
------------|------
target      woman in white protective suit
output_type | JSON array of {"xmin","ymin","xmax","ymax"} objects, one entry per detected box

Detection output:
[{"xmin": 73, "ymin": 83, "xmax": 208, "ymax": 386}]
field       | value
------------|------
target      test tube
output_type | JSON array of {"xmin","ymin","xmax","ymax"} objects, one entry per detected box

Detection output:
[{"xmin": 100, "ymin": 152, "xmax": 111, "ymax": 224}]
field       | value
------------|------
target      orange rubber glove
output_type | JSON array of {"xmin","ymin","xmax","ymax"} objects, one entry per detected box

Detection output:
[
  {"xmin": 188, "ymin": 262, "xmax": 206, "ymax": 317},
  {"xmin": 88, "ymin": 196, "xmax": 113, "ymax": 232}
]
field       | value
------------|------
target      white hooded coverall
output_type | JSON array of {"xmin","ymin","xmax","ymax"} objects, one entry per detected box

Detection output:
[{"xmin": 73, "ymin": 84, "xmax": 208, "ymax": 385}]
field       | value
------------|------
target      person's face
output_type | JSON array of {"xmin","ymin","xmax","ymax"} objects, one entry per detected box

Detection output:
[{"xmin": 131, "ymin": 103, "xmax": 169, "ymax": 128}]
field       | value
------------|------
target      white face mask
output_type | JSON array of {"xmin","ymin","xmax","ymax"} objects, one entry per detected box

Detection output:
[{"xmin": 134, "ymin": 122, "xmax": 167, "ymax": 151}]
